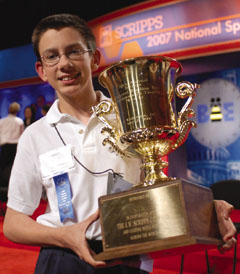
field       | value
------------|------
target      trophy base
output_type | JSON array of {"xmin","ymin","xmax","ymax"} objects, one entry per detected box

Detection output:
[{"xmin": 94, "ymin": 179, "xmax": 221, "ymax": 261}]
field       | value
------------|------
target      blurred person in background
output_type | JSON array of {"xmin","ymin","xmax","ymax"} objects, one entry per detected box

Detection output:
[
  {"xmin": 0, "ymin": 102, "xmax": 24, "ymax": 187},
  {"xmin": 24, "ymin": 105, "xmax": 36, "ymax": 128}
]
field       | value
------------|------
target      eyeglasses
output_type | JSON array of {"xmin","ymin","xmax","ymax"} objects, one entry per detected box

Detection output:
[{"xmin": 40, "ymin": 49, "xmax": 92, "ymax": 66}]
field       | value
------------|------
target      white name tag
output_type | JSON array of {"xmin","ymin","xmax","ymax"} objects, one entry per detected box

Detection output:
[{"xmin": 39, "ymin": 145, "xmax": 75, "ymax": 179}]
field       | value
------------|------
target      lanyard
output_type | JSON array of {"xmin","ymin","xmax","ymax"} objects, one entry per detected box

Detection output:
[{"xmin": 53, "ymin": 123, "xmax": 122, "ymax": 177}]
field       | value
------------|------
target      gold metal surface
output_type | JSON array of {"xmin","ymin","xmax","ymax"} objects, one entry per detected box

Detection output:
[
  {"xmin": 92, "ymin": 56, "xmax": 199, "ymax": 186},
  {"xmin": 94, "ymin": 179, "xmax": 221, "ymax": 261},
  {"xmin": 100, "ymin": 183, "xmax": 187, "ymax": 249}
]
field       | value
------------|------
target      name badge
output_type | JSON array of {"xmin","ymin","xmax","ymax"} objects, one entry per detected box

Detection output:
[{"xmin": 39, "ymin": 145, "xmax": 75, "ymax": 179}]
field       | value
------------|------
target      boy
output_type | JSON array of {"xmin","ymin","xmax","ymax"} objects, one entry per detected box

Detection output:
[{"xmin": 3, "ymin": 13, "xmax": 236, "ymax": 274}]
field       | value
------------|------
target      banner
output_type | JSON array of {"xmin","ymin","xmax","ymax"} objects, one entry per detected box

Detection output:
[{"xmin": 90, "ymin": 0, "xmax": 240, "ymax": 68}]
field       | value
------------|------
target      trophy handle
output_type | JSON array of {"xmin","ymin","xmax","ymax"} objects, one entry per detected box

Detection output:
[
  {"xmin": 92, "ymin": 101, "xmax": 127, "ymax": 157},
  {"xmin": 92, "ymin": 100, "xmax": 114, "ymax": 129},
  {"xmin": 174, "ymin": 81, "xmax": 200, "ymax": 148}
]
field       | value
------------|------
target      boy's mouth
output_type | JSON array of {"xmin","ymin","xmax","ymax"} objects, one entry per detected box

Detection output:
[{"xmin": 59, "ymin": 72, "xmax": 81, "ymax": 81}]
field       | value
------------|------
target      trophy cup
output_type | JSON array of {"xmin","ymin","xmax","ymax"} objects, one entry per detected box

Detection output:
[{"xmin": 92, "ymin": 56, "xmax": 221, "ymax": 261}]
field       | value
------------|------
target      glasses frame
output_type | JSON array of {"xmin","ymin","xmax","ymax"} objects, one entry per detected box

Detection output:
[{"xmin": 40, "ymin": 49, "xmax": 92, "ymax": 67}]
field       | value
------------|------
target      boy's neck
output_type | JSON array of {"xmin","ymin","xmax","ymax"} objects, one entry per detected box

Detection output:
[{"xmin": 58, "ymin": 91, "xmax": 100, "ymax": 124}]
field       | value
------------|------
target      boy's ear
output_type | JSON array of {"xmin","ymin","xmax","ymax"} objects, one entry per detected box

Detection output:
[
  {"xmin": 35, "ymin": 61, "xmax": 48, "ymax": 82},
  {"xmin": 91, "ymin": 49, "xmax": 101, "ymax": 72}
]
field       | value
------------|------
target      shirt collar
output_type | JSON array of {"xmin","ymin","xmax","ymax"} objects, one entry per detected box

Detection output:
[{"xmin": 46, "ymin": 90, "xmax": 111, "ymax": 125}]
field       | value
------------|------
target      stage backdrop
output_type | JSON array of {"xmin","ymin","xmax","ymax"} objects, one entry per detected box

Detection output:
[
  {"xmin": 0, "ymin": 83, "xmax": 55, "ymax": 121},
  {"xmin": 181, "ymin": 68, "xmax": 240, "ymax": 187}
]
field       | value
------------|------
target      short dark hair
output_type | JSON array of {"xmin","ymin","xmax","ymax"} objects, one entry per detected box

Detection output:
[{"xmin": 32, "ymin": 13, "xmax": 96, "ymax": 60}]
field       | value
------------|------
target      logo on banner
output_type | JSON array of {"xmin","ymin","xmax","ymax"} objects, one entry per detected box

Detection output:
[
  {"xmin": 186, "ymin": 76, "xmax": 240, "ymax": 186},
  {"xmin": 99, "ymin": 25, "xmax": 113, "ymax": 48},
  {"xmin": 191, "ymin": 78, "xmax": 240, "ymax": 148}
]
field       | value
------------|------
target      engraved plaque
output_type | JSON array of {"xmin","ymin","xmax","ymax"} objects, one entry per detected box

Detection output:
[
  {"xmin": 94, "ymin": 179, "xmax": 221, "ymax": 261},
  {"xmin": 101, "ymin": 184, "xmax": 187, "ymax": 248}
]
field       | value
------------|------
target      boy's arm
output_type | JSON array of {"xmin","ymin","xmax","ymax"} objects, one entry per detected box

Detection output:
[{"xmin": 3, "ymin": 207, "xmax": 105, "ymax": 267}]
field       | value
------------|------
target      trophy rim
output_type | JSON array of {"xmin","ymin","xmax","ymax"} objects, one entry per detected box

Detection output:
[{"xmin": 98, "ymin": 55, "xmax": 182, "ymax": 86}]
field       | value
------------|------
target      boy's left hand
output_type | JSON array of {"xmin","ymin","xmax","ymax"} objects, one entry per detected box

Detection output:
[{"xmin": 214, "ymin": 200, "xmax": 237, "ymax": 253}]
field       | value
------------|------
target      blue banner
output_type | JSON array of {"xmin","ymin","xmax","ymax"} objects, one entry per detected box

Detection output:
[{"xmin": 0, "ymin": 44, "xmax": 37, "ymax": 82}]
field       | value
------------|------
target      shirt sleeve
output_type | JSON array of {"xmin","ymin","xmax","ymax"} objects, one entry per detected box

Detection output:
[{"xmin": 7, "ymin": 131, "xmax": 43, "ymax": 215}]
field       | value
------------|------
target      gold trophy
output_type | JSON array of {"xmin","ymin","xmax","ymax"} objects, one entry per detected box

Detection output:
[{"xmin": 92, "ymin": 56, "xmax": 221, "ymax": 261}]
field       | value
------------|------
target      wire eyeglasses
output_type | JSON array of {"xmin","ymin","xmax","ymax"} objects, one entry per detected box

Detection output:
[{"xmin": 40, "ymin": 49, "xmax": 92, "ymax": 66}]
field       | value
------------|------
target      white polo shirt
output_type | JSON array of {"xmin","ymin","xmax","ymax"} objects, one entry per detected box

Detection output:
[{"xmin": 7, "ymin": 91, "xmax": 141, "ymax": 239}]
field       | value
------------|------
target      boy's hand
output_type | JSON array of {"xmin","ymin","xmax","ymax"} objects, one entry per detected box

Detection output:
[{"xmin": 214, "ymin": 200, "xmax": 237, "ymax": 253}]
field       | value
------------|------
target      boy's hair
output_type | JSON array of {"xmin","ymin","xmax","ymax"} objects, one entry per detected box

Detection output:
[{"xmin": 32, "ymin": 13, "xmax": 96, "ymax": 60}]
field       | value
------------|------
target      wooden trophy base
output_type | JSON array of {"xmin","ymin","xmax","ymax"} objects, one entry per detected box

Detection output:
[{"xmin": 94, "ymin": 179, "xmax": 221, "ymax": 261}]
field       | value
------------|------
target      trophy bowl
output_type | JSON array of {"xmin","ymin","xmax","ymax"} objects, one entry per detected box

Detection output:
[{"xmin": 93, "ymin": 55, "xmax": 199, "ymax": 186}]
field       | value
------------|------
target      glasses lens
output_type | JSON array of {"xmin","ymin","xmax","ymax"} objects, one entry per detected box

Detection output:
[
  {"xmin": 42, "ymin": 52, "xmax": 59, "ymax": 65},
  {"xmin": 68, "ymin": 49, "xmax": 83, "ymax": 60},
  {"xmin": 68, "ymin": 49, "xmax": 91, "ymax": 60}
]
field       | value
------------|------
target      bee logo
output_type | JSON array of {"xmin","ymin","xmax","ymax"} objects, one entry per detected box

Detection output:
[{"xmin": 210, "ymin": 97, "xmax": 222, "ymax": 122}]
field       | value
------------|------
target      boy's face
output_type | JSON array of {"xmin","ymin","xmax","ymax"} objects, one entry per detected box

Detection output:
[{"xmin": 35, "ymin": 27, "xmax": 100, "ymax": 100}]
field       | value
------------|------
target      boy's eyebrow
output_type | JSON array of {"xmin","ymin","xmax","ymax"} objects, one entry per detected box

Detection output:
[
  {"xmin": 41, "ymin": 43, "xmax": 86, "ymax": 54},
  {"xmin": 42, "ymin": 48, "xmax": 57, "ymax": 54}
]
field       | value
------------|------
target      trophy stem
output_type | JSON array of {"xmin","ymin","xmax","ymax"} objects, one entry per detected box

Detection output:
[{"xmin": 140, "ymin": 155, "xmax": 174, "ymax": 187}]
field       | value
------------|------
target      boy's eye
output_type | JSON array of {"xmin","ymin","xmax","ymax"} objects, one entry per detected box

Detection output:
[
  {"xmin": 45, "ymin": 53, "xmax": 58, "ymax": 60},
  {"xmin": 68, "ymin": 49, "xmax": 82, "ymax": 56}
]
